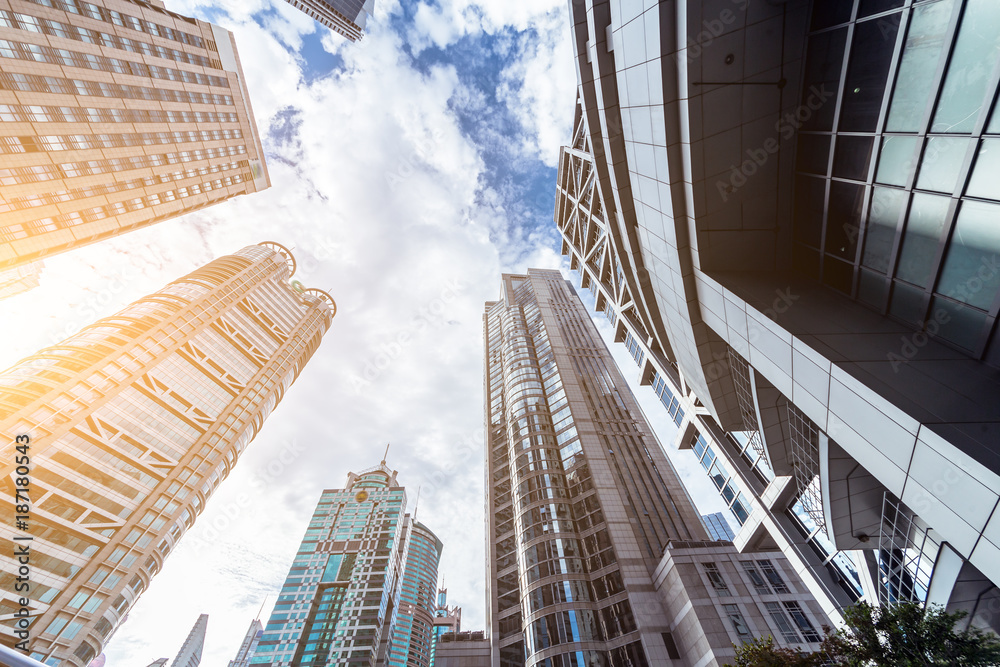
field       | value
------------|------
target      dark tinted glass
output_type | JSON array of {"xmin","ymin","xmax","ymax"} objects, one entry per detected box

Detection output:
[
  {"xmin": 833, "ymin": 135, "xmax": 875, "ymax": 180},
  {"xmin": 859, "ymin": 0, "xmax": 905, "ymax": 17},
  {"xmin": 801, "ymin": 29, "xmax": 848, "ymax": 132},
  {"xmin": 931, "ymin": 297, "xmax": 987, "ymax": 351},
  {"xmin": 890, "ymin": 281, "xmax": 927, "ymax": 324},
  {"xmin": 839, "ymin": 19, "xmax": 900, "ymax": 132},
  {"xmin": 794, "ymin": 175, "xmax": 827, "ymax": 247},
  {"xmin": 823, "ymin": 257, "xmax": 855, "ymax": 294},
  {"xmin": 793, "ymin": 245, "xmax": 821, "ymax": 279},
  {"xmin": 811, "ymin": 1, "xmax": 853, "ymax": 30},
  {"xmin": 858, "ymin": 269, "xmax": 890, "ymax": 307},
  {"xmin": 826, "ymin": 181, "xmax": 866, "ymax": 259},
  {"xmin": 797, "ymin": 134, "xmax": 831, "ymax": 175}
]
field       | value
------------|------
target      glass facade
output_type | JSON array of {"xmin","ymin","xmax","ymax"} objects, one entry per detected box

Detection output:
[
  {"xmin": 485, "ymin": 271, "xmax": 709, "ymax": 667},
  {"xmin": 384, "ymin": 520, "xmax": 442, "ymax": 667},
  {"xmin": 794, "ymin": 0, "xmax": 1000, "ymax": 356},
  {"xmin": 0, "ymin": 243, "xmax": 334, "ymax": 666},
  {"xmin": 252, "ymin": 466, "xmax": 406, "ymax": 667}
]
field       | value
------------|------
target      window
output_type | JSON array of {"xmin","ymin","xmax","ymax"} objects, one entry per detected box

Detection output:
[
  {"xmin": 741, "ymin": 562, "xmax": 770, "ymax": 595},
  {"xmin": 784, "ymin": 602, "xmax": 821, "ymax": 642},
  {"xmin": 759, "ymin": 559, "xmax": 790, "ymax": 594},
  {"xmin": 764, "ymin": 602, "xmax": 800, "ymax": 643},
  {"xmin": 723, "ymin": 604, "xmax": 753, "ymax": 640},
  {"xmin": 702, "ymin": 562, "xmax": 731, "ymax": 596}
]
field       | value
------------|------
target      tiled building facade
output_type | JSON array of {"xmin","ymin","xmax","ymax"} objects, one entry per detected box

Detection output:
[
  {"xmin": 0, "ymin": 243, "xmax": 334, "ymax": 664},
  {"xmin": 0, "ymin": 0, "xmax": 269, "ymax": 271}
]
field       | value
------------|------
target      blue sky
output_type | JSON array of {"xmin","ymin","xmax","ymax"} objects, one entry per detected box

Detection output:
[{"xmin": 0, "ymin": 0, "xmax": 728, "ymax": 663}]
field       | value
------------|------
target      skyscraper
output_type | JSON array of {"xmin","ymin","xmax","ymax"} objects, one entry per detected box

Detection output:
[
  {"xmin": 484, "ymin": 270, "xmax": 830, "ymax": 666},
  {"xmin": 253, "ymin": 462, "xmax": 407, "ymax": 667},
  {"xmin": 0, "ymin": 242, "xmax": 334, "ymax": 664},
  {"xmin": 384, "ymin": 518, "xmax": 443, "ymax": 667},
  {"xmin": 281, "ymin": 0, "xmax": 374, "ymax": 41},
  {"xmin": 0, "ymin": 261, "xmax": 43, "ymax": 300},
  {"xmin": 228, "ymin": 619, "xmax": 264, "ymax": 667},
  {"xmin": 555, "ymin": 0, "xmax": 1000, "ymax": 631},
  {"xmin": 429, "ymin": 589, "xmax": 460, "ymax": 667},
  {"xmin": 0, "ymin": 0, "xmax": 270, "ymax": 271},
  {"xmin": 171, "ymin": 614, "xmax": 208, "ymax": 667},
  {"xmin": 701, "ymin": 513, "xmax": 735, "ymax": 543}
]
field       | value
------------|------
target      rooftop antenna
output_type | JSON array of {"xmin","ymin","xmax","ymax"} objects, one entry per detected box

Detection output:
[
  {"xmin": 255, "ymin": 595, "xmax": 268, "ymax": 620},
  {"xmin": 413, "ymin": 485, "xmax": 421, "ymax": 520},
  {"xmin": 381, "ymin": 442, "xmax": 390, "ymax": 466}
]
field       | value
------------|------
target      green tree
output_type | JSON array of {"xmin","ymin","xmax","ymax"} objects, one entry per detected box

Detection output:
[
  {"xmin": 724, "ymin": 635, "xmax": 827, "ymax": 667},
  {"xmin": 824, "ymin": 602, "xmax": 1000, "ymax": 666}
]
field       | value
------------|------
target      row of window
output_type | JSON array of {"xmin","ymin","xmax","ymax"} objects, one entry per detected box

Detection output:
[
  {"xmin": 0, "ymin": 128, "xmax": 242, "ymax": 155},
  {"xmin": 0, "ymin": 161, "xmax": 245, "ymax": 213},
  {"xmin": 0, "ymin": 38, "xmax": 228, "ymax": 87},
  {"xmin": 1, "ymin": 172, "xmax": 249, "ymax": 242},
  {"xmin": 26, "ymin": 0, "xmax": 205, "ymax": 48},
  {"xmin": 0, "ymin": 71, "xmax": 233, "ymax": 105},
  {"xmin": 0, "ymin": 10, "xmax": 217, "ymax": 69}
]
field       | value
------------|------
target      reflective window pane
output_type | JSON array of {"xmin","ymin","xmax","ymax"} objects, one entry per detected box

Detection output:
[
  {"xmin": 796, "ymin": 134, "xmax": 831, "ymax": 175},
  {"xmin": 890, "ymin": 280, "xmax": 927, "ymax": 324},
  {"xmin": 823, "ymin": 256, "xmax": 855, "ymax": 294},
  {"xmin": 811, "ymin": 2, "xmax": 853, "ymax": 30},
  {"xmin": 863, "ymin": 187, "xmax": 907, "ymax": 272},
  {"xmin": 937, "ymin": 200, "xmax": 1000, "ymax": 309},
  {"xmin": 876, "ymin": 135, "xmax": 921, "ymax": 186},
  {"xmin": 801, "ymin": 29, "xmax": 848, "ymax": 132},
  {"xmin": 932, "ymin": 0, "xmax": 1000, "ymax": 133},
  {"xmin": 916, "ymin": 137, "xmax": 971, "ymax": 193},
  {"xmin": 966, "ymin": 139, "xmax": 1000, "ymax": 200},
  {"xmin": 886, "ymin": 0, "xmax": 956, "ymax": 132},
  {"xmin": 859, "ymin": 0, "xmax": 905, "ymax": 17},
  {"xmin": 826, "ymin": 181, "xmax": 865, "ymax": 260},
  {"xmin": 897, "ymin": 193, "xmax": 951, "ymax": 287},
  {"xmin": 930, "ymin": 297, "xmax": 987, "ymax": 350},
  {"xmin": 840, "ymin": 19, "xmax": 899, "ymax": 132},
  {"xmin": 859, "ymin": 268, "xmax": 890, "ymax": 308},
  {"xmin": 833, "ymin": 135, "xmax": 874, "ymax": 181},
  {"xmin": 794, "ymin": 175, "xmax": 826, "ymax": 247}
]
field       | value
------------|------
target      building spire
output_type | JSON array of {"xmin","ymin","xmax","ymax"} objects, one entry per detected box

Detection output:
[{"xmin": 382, "ymin": 442, "xmax": 390, "ymax": 465}]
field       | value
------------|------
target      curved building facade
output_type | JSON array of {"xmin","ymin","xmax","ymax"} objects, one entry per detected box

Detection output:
[
  {"xmin": 484, "ymin": 271, "xmax": 829, "ymax": 666},
  {"xmin": 0, "ymin": 243, "xmax": 334, "ymax": 664},
  {"xmin": 556, "ymin": 0, "xmax": 1000, "ymax": 632},
  {"xmin": 385, "ymin": 519, "xmax": 442, "ymax": 667}
]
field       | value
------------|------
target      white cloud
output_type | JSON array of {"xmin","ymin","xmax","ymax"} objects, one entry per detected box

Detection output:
[
  {"xmin": 0, "ymin": 1, "xmax": 729, "ymax": 665},
  {"xmin": 498, "ymin": 10, "xmax": 577, "ymax": 167}
]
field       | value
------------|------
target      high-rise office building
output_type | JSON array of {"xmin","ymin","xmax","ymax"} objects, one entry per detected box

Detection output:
[
  {"xmin": 0, "ymin": 242, "xmax": 334, "ymax": 664},
  {"xmin": 701, "ymin": 513, "xmax": 735, "ymax": 543},
  {"xmin": 384, "ymin": 517, "xmax": 443, "ymax": 667},
  {"xmin": 555, "ymin": 0, "xmax": 1000, "ymax": 632},
  {"xmin": 429, "ymin": 589, "xmax": 460, "ymax": 667},
  {"xmin": 171, "ymin": 614, "xmax": 208, "ymax": 667},
  {"xmin": 281, "ymin": 0, "xmax": 374, "ymax": 41},
  {"xmin": 0, "ymin": 0, "xmax": 270, "ymax": 272},
  {"xmin": 228, "ymin": 619, "xmax": 264, "ymax": 667},
  {"xmin": 253, "ymin": 462, "xmax": 407, "ymax": 667},
  {"xmin": 484, "ymin": 270, "xmax": 830, "ymax": 666}
]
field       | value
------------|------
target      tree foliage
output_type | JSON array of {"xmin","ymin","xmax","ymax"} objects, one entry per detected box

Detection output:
[
  {"xmin": 824, "ymin": 602, "xmax": 1000, "ymax": 666},
  {"xmin": 726, "ymin": 602, "xmax": 1000, "ymax": 667},
  {"xmin": 724, "ymin": 635, "xmax": 827, "ymax": 667}
]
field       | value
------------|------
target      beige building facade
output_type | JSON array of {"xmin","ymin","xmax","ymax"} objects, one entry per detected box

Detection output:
[
  {"xmin": 0, "ymin": 0, "xmax": 270, "ymax": 271},
  {"xmin": 0, "ymin": 243, "xmax": 334, "ymax": 665},
  {"xmin": 484, "ymin": 270, "xmax": 829, "ymax": 666}
]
